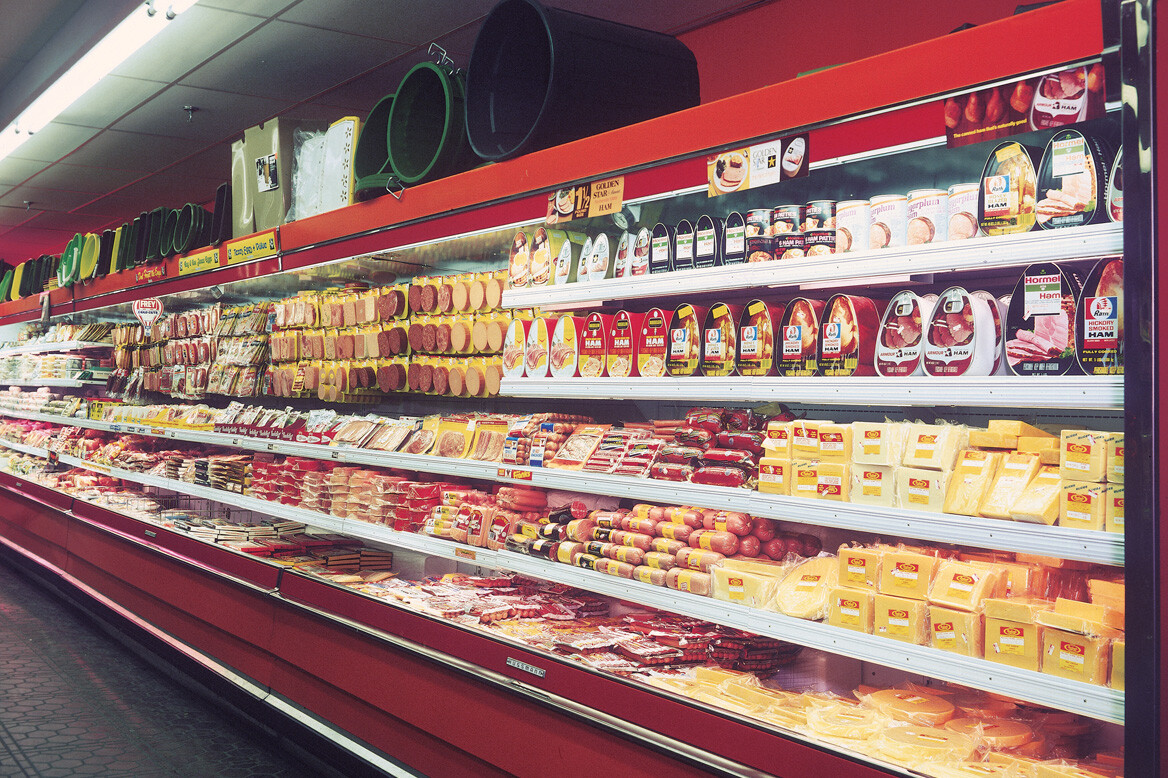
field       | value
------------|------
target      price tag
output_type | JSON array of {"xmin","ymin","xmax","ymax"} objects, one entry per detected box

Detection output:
[
  {"xmin": 179, "ymin": 247, "xmax": 221, "ymax": 276},
  {"xmin": 496, "ymin": 468, "xmax": 533, "ymax": 481},
  {"xmin": 455, "ymin": 548, "xmax": 476, "ymax": 561},
  {"xmin": 224, "ymin": 230, "xmax": 278, "ymax": 266}
]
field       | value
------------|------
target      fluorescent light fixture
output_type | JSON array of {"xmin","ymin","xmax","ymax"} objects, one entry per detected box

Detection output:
[{"xmin": 0, "ymin": 1, "xmax": 197, "ymax": 162}]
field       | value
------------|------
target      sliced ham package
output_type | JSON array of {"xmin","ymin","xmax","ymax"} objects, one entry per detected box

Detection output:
[
  {"xmin": 1005, "ymin": 262, "xmax": 1082, "ymax": 375},
  {"xmin": 875, "ymin": 290, "xmax": 936, "ymax": 377},
  {"xmin": 1076, "ymin": 258, "xmax": 1124, "ymax": 375},
  {"xmin": 1035, "ymin": 128, "xmax": 1111, "ymax": 230},
  {"xmin": 922, "ymin": 286, "xmax": 997, "ymax": 377}
]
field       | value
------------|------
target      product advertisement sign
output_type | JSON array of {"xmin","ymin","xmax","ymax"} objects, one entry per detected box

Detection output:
[
  {"xmin": 546, "ymin": 176, "xmax": 625, "ymax": 224},
  {"xmin": 944, "ymin": 62, "xmax": 1106, "ymax": 148},
  {"xmin": 707, "ymin": 133, "xmax": 809, "ymax": 197}
]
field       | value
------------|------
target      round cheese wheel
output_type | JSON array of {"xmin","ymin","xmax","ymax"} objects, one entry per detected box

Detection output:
[
  {"xmin": 943, "ymin": 717, "xmax": 1033, "ymax": 749},
  {"xmin": 806, "ymin": 703, "xmax": 883, "ymax": 740},
  {"xmin": 874, "ymin": 726, "xmax": 974, "ymax": 764},
  {"xmin": 869, "ymin": 690, "xmax": 956, "ymax": 726}
]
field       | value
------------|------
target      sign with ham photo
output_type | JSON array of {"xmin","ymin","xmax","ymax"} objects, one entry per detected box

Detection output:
[
  {"xmin": 944, "ymin": 62, "xmax": 1106, "ymax": 148},
  {"xmin": 707, "ymin": 133, "xmax": 809, "ymax": 197}
]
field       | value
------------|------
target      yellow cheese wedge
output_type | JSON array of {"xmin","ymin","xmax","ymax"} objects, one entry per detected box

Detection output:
[
  {"xmin": 943, "ymin": 449, "xmax": 1002, "ymax": 516},
  {"xmin": 1111, "ymin": 639, "xmax": 1124, "ymax": 690},
  {"xmin": 979, "ymin": 452, "xmax": 1041, "ymax": 519},
  {"xmin": 867, "ymin": 689, "xmax": 955, "ymax": 725},
  {"xmin": 712, "ymin": 566, "xmax": 781, "ymax": 610},
  {"xmin": 879, "ymin": 549, "xmax": 937, "ymax": 599},
  {"xmin": 929, "ymin": 606, "xmax": 984, "ymax": 656},
  {"xmin": 997, "ymin": 560, "xmax": 1045, "ymax": 597},
  {"xmin": 694, "ymin": 666, "xmax": 745, "ymax": 685},
  {"xmin": 984, "ymin": 597, "xmax": 1054, "ymax": 622},
  {"xmin": 1106, "ymin": 432, "xmax": 1124, "ymax": 482},
  {"xmin": 874, "ymin": 725, "xmax": 974, "ymax": 765},
  {"xmin": 791, "ymin": 419, "xmax": 831, "ymax": 458},
  {"xmin": 968, "ymin": 429, "xmax": 1018, "ymax": 449},
  {"xmin": 763, "ymin": 420, "xmax": 792, "ymax": 458},
  {"xmin": 850, "ymin": 464, "xmax": 896, "ymax": 507},
  {"xmin": 1088, "ymin": 578, "xmax": 1125, "ymax": 608},
  {"xmin": 928, "ymin": 559, "xmax": 1006, "ymax": 611},
  {"xmin": 1104, "ymin": 483, "xmax": 1124, "ymax": 533},
  {"xmin": 1008, "ymin": 466, "xmax": 1062, "ymax": 524},
  {"xmin": 851, "ymin": 421, "xmax": 908, "ymax": 466},
  {"xmin": 898, "ymin": 466, "xmax": 949, "ymax": 512},
  {"xmin": 985, "ymin": 616, "xmax": 1044, "ymax": 672},
  {"xmin": 1060, "ymin": 430, "xmax": 1109, "ymax": 482},
  {"xmin": 838, "ymin": 545, "xmax": 881, "ymax": 590},
  {"xmin": 775, "ymin": 556, "xmax": 839, "ymax": 620},
  {"xmin": 1034, "ymin": 597, "xmax": 1124, "ymax": 634},
  {"xmin": 758, "ymin": 457, "xmax": 792, "ymax": 495},
  {"xmin": 815, "ymin": 460, "xmax": 849, "ymax": 500},
  {"xmin": 1041, "ymin": 626, "xmax": 1114, "ymax": 686},
  {"xmin": 791, "ymin": 460, "xmax": 819, "ymax": 499},
  {"xmin": 873, "ymin": 594, "xmax": 929, "ymax": 644},
  {"xmin": 816, "ymin": 423, "xmax": 852, "ymax": 462},
  {"xmin": 989, "ymin": 419, "xmax": 1055, "ymax": 438},
  {"xmin": 720, "ymin": 680, "xmax": 796, "ymax": 709},
  {"xmin": 903, "ymin": 423, "xmax": 967, "ymax": 471},
  {"xmin": 827, "ymin": 587, "xmax": 874, "ymax": 633},
  {"xmin": 1060, "ymin": 481, "xmax": 1107, "ymax": 531},
  {"xmin": 944, "ymin": 717, "xmax": 1035, "ymax": 748}
]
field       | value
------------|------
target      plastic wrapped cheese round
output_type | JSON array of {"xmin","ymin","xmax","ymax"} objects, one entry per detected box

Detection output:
[
  {"xmin": 873, "ymin": 725, "xmax": 975, "ymax": 765},
  {"xmin": 775, "ymin": 556, "xmax": 839, "ymax": 620},
  {"xmin": 866, "ymin": 689, "xmax": 956, "ymax": 726},
  {"xmin": 943, "ymin": 717, "xmax": 1034, "ymax": 749},
  {"xmin": 926, "ymin": 762, "xmax": 1017, "ymax": 778},
  {"xmin": 805, "ymin": 701, "xmax": 885, "ymax": 740}
]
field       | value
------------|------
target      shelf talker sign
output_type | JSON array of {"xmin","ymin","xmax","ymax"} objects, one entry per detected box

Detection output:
[{"xmin": 133, "ymin": 297, "xmax": 164, "ymax": 329}]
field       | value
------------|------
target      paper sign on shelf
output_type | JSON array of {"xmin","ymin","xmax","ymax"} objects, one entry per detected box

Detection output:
[
  {"xmin": 546, "ymin": 176, "xmax": 625, "ymax": 224},
  {"xmin": 224, "ymin": 229, "xmax": 278, "ymax": 265},
  {"xmin": 707, "ymin": 132, "xmax": 809, "ymax": 197},
  {"xmin": 179, "ymin": 247, "xmax": 222, "ymax": 276}
]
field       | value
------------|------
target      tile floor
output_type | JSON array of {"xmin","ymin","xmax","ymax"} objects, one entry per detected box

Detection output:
[{"xmin": 0, "ymin": 560, "xmax": 324, "ymax": 778}]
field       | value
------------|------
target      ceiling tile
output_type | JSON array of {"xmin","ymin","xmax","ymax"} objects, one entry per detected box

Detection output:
[
  {"xmin": 23, "ymin": 210, "xmax": 112, "ymax": 234},
  {"xmin": 6, "ymin": 122, "xmax": 100, "ymax": 163},
  {"xmin": 61, "ymin": 129, "xmax": 207, "ymax": 172},
  {"xmin": 23, "ymin": 162, "xmax": 144, "ymax": 194},
  {"xmin": 0, "ymin": 205, "xmax": 40, "ymax": 227},
  {"xmin": 0, "ymin": 157, "xmax": 48, "ymax": 188},
  {"xmin": 181, "ymin": 21, "xmax": 411, "ymax": 103},
  {"xmin": 70, "ymin": 193, "xmax": 154, "ymax": 219},
  {"xmin": 0, "ymin": 226, "xmax": 75, "ymax": 256},
  {"xmin": 114, "ymin": 175, "xmax": 223, "ymax": 208},
  {"xmin": 162, "ymin": 147, "xmax": 232, "ymax": 185},
  {"xmin": 199, "ymin": 0, "xmax": 299, "ymax": 18},
  {"xmin": 111, "ymin": 5, "xmax": 269, "ymax": 83},
  {"xmin": 55, "ymin": 75, "xmax": 167, "ymax": 129},
  {"xmin": 278, "ymin": 0, "xmax": 495, "ymax": 45},
  {"xmin": 310, "ymin": 60, "xmax": 410, "ymax": 112},
  {"xmin": 110, "ymin": 84, "xmax": 288, "ymax": 142},
  {"xmin": 0, "ymin": 185, "xmax": 99, "ymax": 212}
]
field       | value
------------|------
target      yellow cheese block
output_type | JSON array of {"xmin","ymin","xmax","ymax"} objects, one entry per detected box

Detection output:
[
  {"xmin": 775, "ymin": 556, "xmax": 839, "ymax": 620},
  {"xmin": 1111, "ymin": 639, "xmax": 1124, "ymax": 690},
  {"xmin": 989, "ymin": 419, "xmax": 1055, "ymax": 438},
  {"xmin": 873, "ymin": 725, "xmax": 974, "ymax": 765},
  {"xmin": 1041, "ymin": 626, "xmax": 1113, "ymax": 686},
  {"xmin": 712, "ymin": 565, "xmax": 781, "ymax": 609},
  {"xmin": 943, "ymin": 449, "xmax": 1002, "ymax": 516},
  {"xmin": 850, "ymin": 464, "xmax": 896, "ymax": 507},
  {"xmin": 791, "ymin": 419, "xmax": 831, "ymax": 458},
  {"xmin": 979, "ymin": 452, "xmax": 1041, "ymax": 519},
  {"xmin": 984, "ymin": 597, "xmax": 1054, "ymax": 622},
  {"xmin": 827, "ymin": 587, "xmax": 874, "ymax": 633},
  {"xmin": 986, "ymin": 752, "xmax": 1044, "ymax": 778},
  {"xmin": 816, "ymin": 422, "xmax": 852, "ymax": 461},
  {"xmin": 867, "ymin": 689, "xmax": 955, "ymax": 725},
  {"xmin": 928, "ymin": 559, "xmax": 1005, "ymax": 611},
  {"xmin": 852, "ymin": 421, "xmax": 908, "ymax": 466},
  {"xmin": 754, "ymin": 705, "xmax": 808, "ymax": 730},
  {"xmin": 791, "ymin": 460, "xmax": 819, "ymax": 500},
  {"xmin": 693, "ymin": 666, "xmax": 745, "ymax": 685},
  {"xmin": 903, "ymin": 423, "xmax": 967, "ymax": 471},
  {"xmin": 721, "ymin": 557, "xmax": 791, "ymax": 576},
  {"xmin": 997, "ymin": 560, "xmax": 1045, "ymax": 597},
  {"xmin": 1060, "ymin": 481, "xmax": 1107, "ymax": 531},
  {"xmin": 1008, "ymin": 466, "xmax": 1062, "ymax": 524},
  {"xmin": 873, "ymin": 594, "xmax": 929, "ymax": 644},
  {"xmin": 1059, "ymin": 430, "xmax": 1109, "ymax": 482},
  {"xmin": 687, "ymin": 689, "xmax": 759, "ymax": 715},
  {"xmin": 968, "ymin": 429, "xmax": 1018, "ymax": 449},
  {"xmin": 1104, "ymin": 483, "xmax": 1124, "ymax": 533},
  {"xmin": 838, "ymin": 545, "xmax": 881, "ymax": 590},
  {"xmin": 1088, "ymin": 579, "xmax": 1125, "ymax": 612},
  {"xmin": 879, "ymin": 549, "xmax": 937, "ymax": 600},
  {"xmin": 758, "ymin": 457, "xmax": 792, "ymax": 495},
  {"xmin": 929, "ymin": 606, "xmax": 983, "ymax": 656},
  {"xmin": 720, "ymin": 679, "xmax": 799, "ymax": 709},
  {"xmin": 944, "ymin": 717, "xmax": 1035, "ymax": 749},
  {"xmin": 763, "ymin": 420, "xmax": 792, "ymax": 458},
  {"xmin": 1035, "ymin": 765, "xmax": 1116, "ymax": 778},
  {"xmin": 1019, "ymin": 434, "xmax": 1060, "ymax": 464},
  {"xmin": 815, "ymin": 460, "xmax": 849, "ymax": 501},
  {"xmin": 1034, "ymin": 597, "xmax": 1124, "ymax": 634},
  {"xmin": 1106, "ymin": 432, "xmax": 1124, "ymax": 482},
  {"xmin": 985, "ymin": 616, "xmax": 1044, "ymax": 671},
  {"xmin": 898, "ymin": 466, "xmax": 949, "ymax": 512}
]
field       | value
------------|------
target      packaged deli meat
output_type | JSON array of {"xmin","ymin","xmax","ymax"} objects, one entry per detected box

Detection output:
[
  {"xmin": 1108, "ymin": 147, "xmax": 1123, "ymax": 222},
  {"xmin": 533, "ymin": 227, "xmax": 585, "ymax": 287},
  {"xmin": 694, "ymin": 215, "xmax": 723, "ymax": 269},
  {"xmin": 673, "ymin": 219, "xmax": 696, "ymax": 271},
  {"xmin": 978, "ymin": 141, "xmax": 1040, "ymax": 235},
  {"xmin": 971, "ymin": 290, "xmax": 1009, "ymax": 375},
  {"xmin": 1028, "ymin": 65, "xmax": 1099, "ymax": 130},
  {"xmin": 773, "ymin": 204, "xmax": 803, "ymax": 235},
  {"xmin": 737, "ymin": 300, "xmax": 783, "ymax": 376},
  {"xmin": 502, "ymin": 319, "xmax": 530, "ymax": 378},
  {"xmin": 550, "ymin": 316, "xmax": 585, "ymax": 378},
  {"xmin": 804, "ymin": 229, "xmax": 835, "ymax": 256},
  {"xmin": 606, "ymin": 310, "xmax": 641, "ymax": 378},
  {"xmin": 554, "ymin": 233, "xmax": 586, "ymax": 285},
  {"xmin": 1035, "ymin": 128, "xmax": 1111, "ymax": 230},
  {"xmin": 649, "ymin": 223, "xmax": 675, "ymax": 273},
  {"xmin": 869, "ymin": 194, "xmax": 908, "ymax": 249},
  {"xmin": 777, "ymin": 297, "xmax": 825, "ymax": 377},
  {"xmin": 875, "ymin": 290, "xmax": 937, "ymax": 377},
  {"xmin": 701, "ymin": 302, "xmax": 742, "ymax": 377},
  {"xmin": 507, "ymin": 230, "xmax": 531, "ymax": 289},
  {"xmin": 723, "ymin": 212, "xmax": 747, "ymax": 265},
  {"xmin": 636, "ymin": 308, "xmax": 670, "ymax": 377},
  {"xmin": 803, "ymin": 200, "xmax": 835, "ymax": 231},
  {"xmin": 819, "ymin": 294, "xmax": 882, "ymax": 377},
  {"xmin": 1076, "ymin": 258, "xmax": 1124, "ymax": 375},
  {"xmin": 579, "ymin": 233, "xmax": 614, "ymax": 283},
  {"xmin": 922, "ymin": 286, "xmax": 997, "ymax": 377},
  {"xmin": 906, "ymin": 189, "xmax": 948, "ymax": 244},
  {"xmin": 774, "ymin": 231, "xmax": 806, "ymax": 260},
  {"xmin": 947, "ymin": 183, "xmax": 979, "ymax": 240},
  {"xmin": 611, "ymin": 231, "xmax": 633, "ymax": 279},
  {"xmin": 524, "ymin": 317, "xmax": 554, "ymax": 378},
  {"xmin": 630, "ymin": 227, "xmax": 652, "ymax": 276},
  {"xmin": 835, "ymin": 200, "xmax": 868, "ymax": 253},
  {"xmin": 667, "ymin": 303, "xmax": 708, "ymax": 376},
  {"xmin": 578, "ymin": 312, "xmax": 611, "ymax": 378},
  {"xmin": 1005, "ymin": 262, "xmax": 1082, "ymax": 376}
]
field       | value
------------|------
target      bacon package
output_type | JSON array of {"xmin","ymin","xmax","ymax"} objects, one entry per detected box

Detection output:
[
  {"xmin": 923, "ymin": 286, "xmax": 998, "ymax": 377},
  {"xmin": 777, "ymin": 297, "xmax": 825, "ymax": 377},
  {"xmin": 818, "ymin": 294, "xmax": 882, "ymax": 377},
  {"xmin": 875, "ymin": 291, "xmax": 936, "ymax": 377},
  {"xmin": 1076, "ymin": 258, "xmax": 1124, "ymax": 375},
  {"xmin": 1005, "ymin": 262, "xmax": 1082, "ymax": 375}
]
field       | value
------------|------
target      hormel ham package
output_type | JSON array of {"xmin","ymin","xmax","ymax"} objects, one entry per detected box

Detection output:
[
  {"xmin": 636, "ymin": 308, "xmax": 669, "ymax": 377},
  {"xmin": 1076, "ymin": 258, "xmax": 1123, "ymax": 375},
  {"xmin": 923, "ymin": 287, "xmax": 997, "ymax": 377},
  {"xmin": 607, "ymin": 310, "xmax": 641, "ymax": 377},
  {"xmin": 818, "ymin": 294, "xmax": 882, "ymax": 376},
  {"xmin": 1035, "ymin": 128, "xmax": 1111, "ymax": 230},
  {"xmin": 1005, "ymin": 262, "xmax": 1082, "ymax": 376},
  {"xmin": 777, "ymin": 297, "xmax": 825, "ymax": 377},
  {"xmin": 578, "ymin": 312, "xmax": 611, "ymax": 377},
  {"xmin": 876, "ymin": 291, "xmax": 936, "ymax": 377},
  {"xmin": 737, "ymin": 300, "xmax": 783, "ymax": 376}
]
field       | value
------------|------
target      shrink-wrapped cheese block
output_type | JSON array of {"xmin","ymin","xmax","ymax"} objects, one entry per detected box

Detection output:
[
  {"xmin": 815, "ymin": 461, "xmax": 850, "ymax": 501},
  {"xmin": 867, "ymin": 689, "xmax": 955, "ymax": 726},
  {"xmin": 1060, "ymin": 430, "xmax": 1109, "ymax": 482},
  {"xmin": 1019, "ymin": 434, "xmax": 1060, "ymax": 464},
  {"xmin": 712, "ymin": 565, "xmax": 781, "ymax": 609},
  {"xmin": 897, "ymin": 467, "xmax": 949, "ymax": 512},
  {"xmin": 968, "ymin": 428, "xmax": 1018, "ymax": 449},
  {"xmin": 928, "ymin": 559, "xmax": 1006, "ymax": 611},
  {"xmin": 763, "ymin": 420, "xmax": 792, "ymax": 458},
  {"xmin": 1111, "ymin": 639, "xmax": 1125, "ymax": 690},
  {"xmin": 985, "ymin": 597, "xmax": 1051, "ymax": 671},
  {"xmin": 873, "ymin": 594, "xmax": 929, "ymax": 644},
  {"xmin": 852, "ymin": 421, "xmax": 908, "ymax": 466},
  {"xmin": 873, "ymin": 726, "xmax": 974, "ymax": 766},
  {"xmin": 850, "ymin": 464, "xmax": 897, "ymax": 507},
  {"xmin": 903, "ymin": 423, "xmax": 966, "ymax": 471},
  {"xmin": 1060, "ymin": 481, "xmax": 1107, "ymax": 531},
  {"xmin": 990, "ymin": 419, "xmax": 1054, "ymax": 437},
  {"xmin": 1104, "ymin": 483, "xmax": 1124, "ymax": 533},
  {"xmin": 943, "ymin": 718, "xmax": 1036, "ymax": 750},
  {"xmin": 979, "ymin": 452, "xmax": 1041, "ymax": 519},
  {"xmin": 775, "ymin": 556, "xmax": 838, "ymax": 620},
  {"xmin": 791, "ymin": 460, "xmax": 819, "ymax": 500},
  {"xmin": 1041, "ymin": 626, "xmax": 1115, "ymax": 686},
  {"xmin": 1107, "ymin": 432, "xmax": 1124, "ymax": 482},
  {"xmin": 1089, "ymin": 578, "xmax": 1125, "ymax": 613},
  {"xmin": 838, "ymin": 545, "xmax": 882, "ymax": 590},
  {"xmin": 757, "ymin": 457, "xmax": 792, "ymax": 495},
  {"xmin": 997, "ymin": 560, "xmax": 1045, "ymax": 597},
  {"xmin": 827, "ymin": 587, "xmax": 874, "ymax": 633},
  {"xmin": 791, "ymin": 419, "xmax": 831, "ymax": 459},
  {"xmin": 1034, "ymin": 597, "xmax": 1124, "ymax": 634},
  {"xmin": 943, "ymin": 449, "xmax": 1002, "ymax": 516},
  {"xmin": 1009, "ymin": 466, "xmax": 1062, "ymax": 524},
  {"xmin": 929, "ymin": 606, "xmax": 983, "ymax": 656},
  {"xmin": 816, "ymin": 423, "xmax": 852, "ymax": 461},
  {"xmin": 879, "ymin": 549, "xmax": 937, "ymax": 600},
  {"xmin": 928, "ymin": 762, "xmax": 1022, "ymax": 778}
]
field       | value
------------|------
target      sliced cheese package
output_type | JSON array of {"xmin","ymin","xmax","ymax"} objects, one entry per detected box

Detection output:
[
  {"xmin": 1008, "ymin": 466, "xmax": 1062, "ymax": 524},
  {"xmin": 815, "ymin": 461, "xmax": 849, "ymax": 501},
  {"xmin": 827, "ymin": 587, "xmax": 874, "ymax": 633},
  {"xmin": 897, "ymin": 466, "xmax": 950, "ymax": 512},
  {"xmin": 775, "ymin": 556, "xmax": 839, "ymax": 620},
  {"xmin": 816, "ymin": 423, "xmax": 852, "ymax": 461},
  {"xmin": 979, "ymin": 452, "xmax": 1041, "ymax": 519},
  {"xmin": 1104, "ymin": 483, "xmax": 1124, "ymax": 533},
  {"xmin": 758, "ymin": 457, "xmax": 792, "ymax": 495},
  {"xmin": 851, "ymin": 421, "xmax": 909, "ymax": 466},
  {"xmin": 928, "ymin": 559, "xmax": 1006, "ymax": 611},
  {"xmin": 1059, "ymin": 480, "xmax": 1107, "ymax": 531},
  {"xmin": 903, "ymin": 423, "xmax": 967, "ymax": 471},
  {"xmin": 929, "ymin": 605, "xmax": 984, "ymax": 656},
  {"xmin": 837, "ymin": 545, "xmax": 882, "ymax": 590},
  {"xmin": 879, "ymin": 548, "xmax": 938, "ymax": 599},
  {"xmin": 942, "ymin": 449, "xmax": 1002, "ymax": 516},
  {"xmin": 763, "ymin": 420, "xmax": 792, "ymax": 458},
  {"xmin": 1106, "ymin": 432, "xmax": 1124, "ymax": 482},
  {"xmin": 711, "ymin": 565, "xmax": 782, "ymax": 610},
  {"xmin": 1059, "ymin": 430, "xmax": 1109, "ymax": 482},
  {"xmin": 850, "ymin": 465, "xmax": 897, "ymax": 507},
  {"xmin": 873, "ymin": 594, "xmax": 929, "ymax": 644},
  {"xmin": 791, "ymin": 419, "xmax": 832, "ymax": 459},
  {"xmin": 1041, "ymin": 626, "xmax": 1114, "ymax": 686}
]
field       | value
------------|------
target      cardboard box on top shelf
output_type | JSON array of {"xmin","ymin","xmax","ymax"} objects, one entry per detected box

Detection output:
[
  {"xmin": 230, "ymin": 139, "xmax": 254, "ymax": 240},
  {"xmin": 243, "ymin": 118, "xmax": 328, "ymax": 233}
]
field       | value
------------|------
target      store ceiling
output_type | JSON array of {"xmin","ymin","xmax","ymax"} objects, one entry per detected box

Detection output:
[{"xmin": 0, "ymin": 0, "xmax": 761, "ymax": 264}]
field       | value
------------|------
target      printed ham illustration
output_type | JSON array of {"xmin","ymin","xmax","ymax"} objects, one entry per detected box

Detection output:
[{"xmin": 1006, "ymin": 310, "xmax": 1069, "ymax": 366}]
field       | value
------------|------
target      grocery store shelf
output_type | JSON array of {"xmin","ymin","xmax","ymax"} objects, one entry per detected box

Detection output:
[
  {"xmin": 1, "ymin": 377, "xmax": 107, "ymax": 388},
  {"xmin": 0, "ymin": 340, "xmax": 112, "ymax": 357},
  {"xmin": 501, "ymin": 376, "xmax": 1124, "ymax": 411},
  {"xmin": 501, "ymin": 223, "xmax": 1123, "ymax": 309},
  {"xmin": 0, "ymin": 439, "xmax": 1123, "ymax": 724},
  {"xmin": 0, "ymin": 408, "xmax": 1123, "ymax": 566}
]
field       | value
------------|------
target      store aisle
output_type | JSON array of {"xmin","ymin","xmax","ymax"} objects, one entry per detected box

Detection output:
[{"xmin": 0, "ymin": 561, "xmax": 323, "ymax": 778}]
